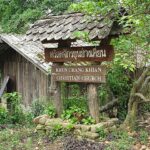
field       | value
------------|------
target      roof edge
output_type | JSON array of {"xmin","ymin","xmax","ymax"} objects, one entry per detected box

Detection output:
[{"xmin": 0, "ymin": 35, "xmax": 50, "ymax": 75}]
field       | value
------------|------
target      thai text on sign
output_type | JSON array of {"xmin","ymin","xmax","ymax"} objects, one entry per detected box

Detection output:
[{"xmin": 45, "ymin": 45, "xmax": 114, "ymax": 62}]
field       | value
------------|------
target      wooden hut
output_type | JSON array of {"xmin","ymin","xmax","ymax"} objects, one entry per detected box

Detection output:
[{"xmin": 0, "ymin": 35, "xmax": 51, "ymax": 106}]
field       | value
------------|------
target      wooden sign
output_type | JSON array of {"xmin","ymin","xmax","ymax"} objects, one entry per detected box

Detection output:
[
  {"xmin": 45, "ymin": 45, "xmax": 114, "ymax": 62},
  {"xmin": 51, "ymin": 66, "xmax": 106, "ymax": 83}
]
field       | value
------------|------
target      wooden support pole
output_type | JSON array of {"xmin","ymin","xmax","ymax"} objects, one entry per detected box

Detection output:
[
  {"xmin": 50, "ymin": 63, "xmax": 63, "ymax": 117},
  {"xmin": 87, "ymin": 84, "xmax": 100, "ymax": 123}
]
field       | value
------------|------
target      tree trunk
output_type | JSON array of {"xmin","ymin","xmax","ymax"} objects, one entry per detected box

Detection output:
[
  {"xmin": 123, "ymin": 101, "xmax": 138, "ymax": 129},
  {"xmin": 123, "ymin": 66, "xmax": 150, "ymax": 129},
  {"xmin": 87, "ymin": 84, "xmax": 100, "ymax": 123}
]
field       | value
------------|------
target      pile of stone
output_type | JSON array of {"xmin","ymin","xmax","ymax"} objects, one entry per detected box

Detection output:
[{"xmin": 33, "ymin": 114, "xmax": 119, "ymax": 140}]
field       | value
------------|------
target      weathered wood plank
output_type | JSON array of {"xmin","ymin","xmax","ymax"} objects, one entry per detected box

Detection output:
[{"xmin": 87, "ymin": 84, "xmax": 100, "ymax": 123}]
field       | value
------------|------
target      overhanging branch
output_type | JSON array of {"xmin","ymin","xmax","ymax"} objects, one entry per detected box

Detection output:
[
  {"xmin": 100, "ymin": 98, "xmax": 118, "ymax": 112},
  {"xmin": 134, "ymin": 93, "xmax": 150, "ymax": 102}
]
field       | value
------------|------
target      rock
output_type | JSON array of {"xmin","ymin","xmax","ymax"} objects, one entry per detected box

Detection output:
[
  {"xmin": 33, "ymin": 114, "xmax": 49, "ymax": 124},
  {"xmin": 39, "ymin": 117, "xmax": 47, "ymax": 125},
  {"xmin": 140, "ymin": 145, "xmax": 147, "ymax": 150},
  {"xmin": 33, "ymin": 116, "xmax": 42, "ymax": 124},
  {"xmin": 74, "ymin": 129, "xmax": 82, "ymax": 135},
  {"xmin": 132, "ymin": 143, "xmax": 142, "ymax": 150},
  {"xmin": 82, "ymin": 132, "xmax": 99, "ymax": 140},
  {"xmin": 109, "ymin": 118, "xmax": 119, "ymax": 123},
  {"xmin": 108, "ymin": 125, "xmax": 117, "ymax": 131},
  {"xmin": 45, "ymin": 126, "xmax": 53, "ymax": 131},
  {"xmin": 61, "ymin": 122, "xmax": 72, "ymax": 128},
  {"xmin": 91, "ymin": 123, "xmax": 106, "ymax": 133},
  {"xmin": 36, "ymin": 124, "xmax": 45, "ymax": 130},
  {"xmin": 80, "ymin": 125, "xmax": 91, "ymax": 132},
  {"xmin": 74, "ymin": 124, "xmax": 82, "ymax": 130},
  {"xmin": 45, "ymin": 118, "xmax": 62, "ymax": 126}
]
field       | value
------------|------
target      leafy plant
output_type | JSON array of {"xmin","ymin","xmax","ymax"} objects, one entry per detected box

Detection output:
[
  {"xmin": 61, "ymin": 106, "xmax": 86, "ymax": 124},
  {"xmin": 106, "ymin": 129, "xmax": 135, "ymax": 150},
  {"xmin": 48, "ymin": 124, "xmax": 64, "ymax": 141},
  {"xmin": 0, "ymin": 0, "xmax": 75, "ymax": 33},
  {"xmin": 31, "ymin": 100, "xmax": 45, "ymax": 117},
  {"xmin": 3, "ymin": 92, "xmax": 25, "ymax": 124},
  {"xmin": 96, "ymin": 127, "xmax": 108, "ymax": 140},
  {"xmin": 64, "ymin": 96, "xmax": 87, "ymax": 110},
  {"xmin": 44, "ymin": 104, "xmax": 56, "ymax": 118},
  {"xmin": 82, "ymin": 116, "xmax": 95, "ymax": 125},
  {"xmin": 139, "ymin": 130, "xmax": 149, "ymax": 144},
  {"xmin": 0, "ymin": 106, "xmax": 9, "ymax": 124}
]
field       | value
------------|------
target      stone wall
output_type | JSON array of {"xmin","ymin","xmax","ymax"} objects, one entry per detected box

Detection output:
[{"xmin": 33, "ymin": 115, "xmax": 119, "ymax": 140}]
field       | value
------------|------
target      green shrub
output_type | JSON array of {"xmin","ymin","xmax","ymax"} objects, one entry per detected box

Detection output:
[
  {"xmin": 61, "ymin": 106, "xmax": 86, "ymax": 124},
  {"xmin": 106, "ymin": 129, "xmax": 135, "ymax": 150},
  {"xmin": 82, "ymin": 116, "xmax": 95, "ymax": 125},
  {"xmin": 139, "ymin": 130, "xmax": 149, "ymax": 144},
  {"xmin": 31, "ymin": 100, "xmax": 45, "ymax": 117},
  {"xmin": 48, "ymin": 124, "xmax": 64, "ymax": 141},
  {"xmin": 64, "ymin": 96, "xmax": 87, "ymax": 110},
  {"xmin": 107, "ymin": 66, "xmax": 132, "ymax": 120},
  {"xmin": 96, "ymin": 127, "xmax": 108, "ymax": 140},
  {"xmin": 0, "ymin": 106, "xmax": 9, "ymax": 124},
  {"xmin": 44, "ymin": 104, "xmax": 56, "ymax": 118},
  {"xmin": 3, "ymin": 92, "xmax": 26, "ymax": 124},
  {"xmin": 62, "ymin": 106, "xmax": 95, "ymax": 125}
]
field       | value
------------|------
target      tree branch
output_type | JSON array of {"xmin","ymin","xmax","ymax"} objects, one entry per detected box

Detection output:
[
  {"xmin": 134, "ymin": 93, "xmax": 150, "ymax": 102},
  {"xmin": 100, "ymin": 98, "xmax": 118, "ymax": 112},
  {"xmin": 140, "ymin": 76, "xmax": 150, "ymax": 93},
  {"xmin": 133, "ymin": 66, "xmax": 150, "ymax": 92}
]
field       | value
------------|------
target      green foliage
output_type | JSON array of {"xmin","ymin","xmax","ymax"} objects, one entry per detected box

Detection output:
[
  {"xmin": 48, "ymin": 123, "xmax": 74, "ymax": 141},
  {"xmin": 70, "ymin": 0, "xmax": 150, "ymax": 65},
  {"xmin": 96, "ymin": 127, "xmax": 107, "ymax": 140},
  {"xmin": 31, "ymin": 100, "xmax": 45, "ymax": 117},
  {"xmin": 62, "ymin": 83, "xmax": 87, "ymax": 110},
  {"xmin": 98, "ymin": 85, "xmax": 109, "ymax": 106},
  {"xmin": 0, "ymin": 106, "xmax": 8, "ymax": 124},
  {"xmin": 31, "ymin": 100, "xmax": 56, "ymax": 118},
  {"xmin": 64, "ymin": 96, "xmax": 87, "ymax": 110},
  {"xmin": 42, "ymin": 0, "xmax": 75, "ymax": 15},
  {"xmin": 44, "ymin": 104, "xmax": 56, "ymax": 118},
  {"xmin": 82, "ymin": 116, "xmax": 95, "ymax": 125},
  {"xmin": 61, "ymin": 106, "xmax": 96, "ymax": 124},
  {"xmin": 62, "ymin": 106, "xmax": 86, "ymax": 124},
  {"xmin": 0, "ymin": 0, "xmax": 75, "ymax": 33},
  {"xmin": 107, "ymin": 66, "xmax": 132, "ymax": 120},
  {"xmin": 139, "ymin": 130, "xmax": 149, "ymax": 144},
  {"xmin": 106, "ymin": 129, "xmax": 135, "ymax": 150},
  {"xmin": 3, "ymin": 92, "xmax": 25, "ymax": 124},
  {"xmin": 73, "ymin": 31, "xmax": 90, "ymax": 42},
  {"xmin": 48, "ymin": 124, "xmax": 64, "ymax": 141}
]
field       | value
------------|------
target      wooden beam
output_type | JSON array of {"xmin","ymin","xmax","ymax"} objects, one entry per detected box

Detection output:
[
  {"xmin": 87, "ymin": 84, "xmax": 100, "ymax": 123},
  {"xmin": 50, "ymin": 63, "xmax": 64, "ymax": 117}
]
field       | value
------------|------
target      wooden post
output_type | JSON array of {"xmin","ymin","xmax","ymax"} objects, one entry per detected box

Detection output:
[
  {"xmin": 87, "ymin": 62, "xmax": 101, "ymax": 123},
  {"xmin": 50, "ymin": 63, "xmax": 63, "ymax": 117},
  {"xmin": 87, "ymin": 84, "xmax": 100, "ymax": 123}
]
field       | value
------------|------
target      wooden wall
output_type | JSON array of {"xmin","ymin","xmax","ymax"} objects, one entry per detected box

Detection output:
[{"xmin": 0, "ymin": 48, "xmax": 51, "ymax": 106}]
